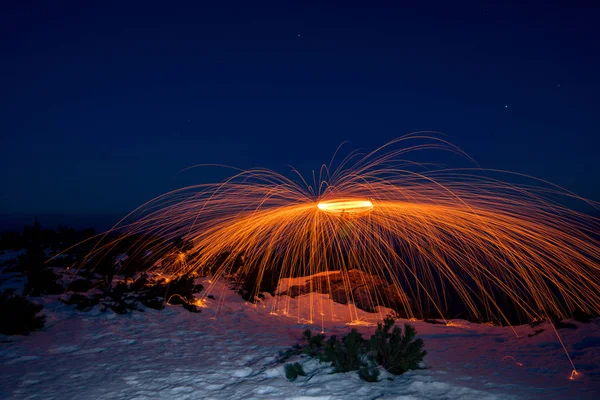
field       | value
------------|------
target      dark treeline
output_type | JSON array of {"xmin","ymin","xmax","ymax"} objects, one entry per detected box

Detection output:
[
  {"xmin": 1, "ymin": 218, "xmax": 595, "ymax": 329},
  {"xmin": 0, "ymin": 218, "xmax": 206, "ymax": 335},
  {"xmin": 0, "ymin": 217, "xmax": 97, "ymax": 253}
]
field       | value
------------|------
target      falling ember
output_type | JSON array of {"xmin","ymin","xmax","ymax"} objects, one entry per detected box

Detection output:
[
  {"xmin": 317, "ymin": 199, "xmax": 373, "ymax": 215},
  {"xmin": 570, "ymin": 370, "xmax": 580, "ymax": 380},
  {"xmin": 502, "ymin": 355, "xmax": 524, "ymax": 367}
]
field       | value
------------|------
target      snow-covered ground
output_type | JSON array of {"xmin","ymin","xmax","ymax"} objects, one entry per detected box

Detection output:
[{"xmin": 1, "ymin": 278, "xmax": 599, "ymax": 399}]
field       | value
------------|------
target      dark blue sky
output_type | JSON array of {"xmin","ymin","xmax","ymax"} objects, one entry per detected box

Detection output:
[{"xmin": 2, "ymin": 1, "xmax": 599, "ymax": 229}]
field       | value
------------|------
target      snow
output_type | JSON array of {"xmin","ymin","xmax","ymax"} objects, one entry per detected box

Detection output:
[{"xmin": 1, "ymin": 278, "xmax": 600, "ymax": 399}]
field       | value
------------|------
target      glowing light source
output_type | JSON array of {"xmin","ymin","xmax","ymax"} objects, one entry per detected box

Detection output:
[{"xmin": 317, "ymin": 199, "xmax": 373, "ymax": 215}]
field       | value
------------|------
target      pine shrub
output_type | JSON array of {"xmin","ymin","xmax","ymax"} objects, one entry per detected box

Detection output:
[
  {"xmin": 0, "ymin": 290, "xmax": 45, "ymax": 335},
  {"xmin": 548, "ymin": 313, "xmax": 578, "ymax": 330},
  {"xmin": 129, "ymin": 273, "xmax": 149, "ymax": 292},
  {"xmin": 25, "ymin": 267, "xmax": 63, "ymax": 296},
  {"xmin": 572, "ymin": 309, "xmax": 594, "ymax": 323},
  {"xmin": 140, "ymin": 296, "xmax": 165, "ymax": 310},
  {"xmin": 369, "ymin": 317, "xmax": 427, "ymax": 375},
  {"xmin": 302, "ymin": 329, "xmax": 326, "ymax": 357},
  {"xmin": 111, "ymin": 282, "xmax": 129, "ymax": 299},
  {"xmin": 284, "ymin": 362, "xmax": 306, "ymax": 381},
  {"xmin": 277, "ymin": 330, "xmax": 324, "ymax": 363},
  {"xmin": 358, "ymin": 358, "xmax": 380, "ymax": 382},
  {"xmin": 67, "ymin": 278, "xmax": 94, "ymax": 293},
  {"xmin": 553, "ymin": 320, "xmax": 578, "ymax": 330},
  {"xmin": 528, "ymin": 328, "xmax": 544, "ymax": 337},
  {"xmin": 61, "ymin": 293, "xmax": 100, "ymax": 311},
  {"xmin": 236, "ymin": 262, "xmax": 279, "ymax": 302},
  {"xmin": 166, "ymin": 274, "xmax": 197, "ymax": 300},
  {"xmin": 281, "ymin": 318, "xmax": 426, "ymax": 382},
  {"xmin": 323, "ymin": 329, "xmax": 364, "ymax": 372},
  {"xmin": 105, "ymin": 300, "xmax": 129, "ymax": 314}
]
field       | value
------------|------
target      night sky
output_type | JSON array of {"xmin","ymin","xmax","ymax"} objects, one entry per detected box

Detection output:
[{"xmin": 2, "ymin": 1, "xmax": 599, "ymax": 230}]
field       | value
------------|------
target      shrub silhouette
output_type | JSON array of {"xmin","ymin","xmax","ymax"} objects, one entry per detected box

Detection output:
[
  {"xmin": 369, "ymin": 318, "xmax": 427, "ymax": 375},
  {"xmin": 25, "ymin": 267, "xmax": 63, "ymax": 296},
  {"xmin": 0, "ymin": 290, "xmax": 45, "ymax": 335},
  {"xmin": 60, "ymin": 293, "xmax": 100, "ymax": 312},
  {"xmin": 302, "ymin": 329, "xmax": 326, "ymax": 357},
  {"xmin": 140, "ymin": 296, "xmax": 165, "ymax": 310},
  {"xmin": 165, "ymin": 274, "xmax": 201, "ymax": 303},
  {"xmin": 129, "ymin": 273, "xmax": 150, "ymax": 292},
  {"xmin": 324, "ymin": 329, "xmax": 364, "ymax": 372},
  {"xmin": 67, "ymin": 279, "xmax": 94, "ymax": 293},
  {"xmin": 282, "ymin": 318, "xmax": 426, "ymax": 382},
  {"xmin": 358, "ymin": 358, "xmax": 380, "ymax": 382},
  {"xmin": 284, "ymin": 362, "xmax": 306, "ymax": 381},
  {"xmin": 572, "ymin": 309, "xmax": 594, "ymax": 323}
]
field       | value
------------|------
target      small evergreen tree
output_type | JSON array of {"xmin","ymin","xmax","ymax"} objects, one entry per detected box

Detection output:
[
  {"xmin": 324, "ymin": 329, "xmax": 364, "ymax": 372},
  {"xmin": 284, "ymin": 362, "xmax": 306, "ymax": 381},
  {"xmin": 368, "ymin": 317, "xmax": 427, "ymax": 375}
]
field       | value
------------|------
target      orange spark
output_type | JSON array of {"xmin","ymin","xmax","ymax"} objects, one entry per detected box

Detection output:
[
  {"xmin": 570, "ymin": 370, "xmax": 580, "ymax": 380},
  {"xmin": 502, "ymin": 355, "xmax": 524, "ymax": 367}
]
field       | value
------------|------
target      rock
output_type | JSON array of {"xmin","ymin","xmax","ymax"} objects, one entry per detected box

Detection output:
[
  {"xmin": 330, "ymin": 286, "xmax": 348, "ymax": 304},
  {"xmin": 352, "ymin": 285, "xmax": 377, "ymax": 312},
  {"xmin": 285, "ymin": 285, "xmax": 306, "ymax": 298},
  {"xmin": 281, "ymin": 269, "xmax": 409, "ymax": 314}
]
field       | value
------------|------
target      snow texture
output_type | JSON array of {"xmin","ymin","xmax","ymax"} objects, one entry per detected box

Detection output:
[{"xmin": 1, "ymin": 278, "xmax": 599, "ymax": 399}]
